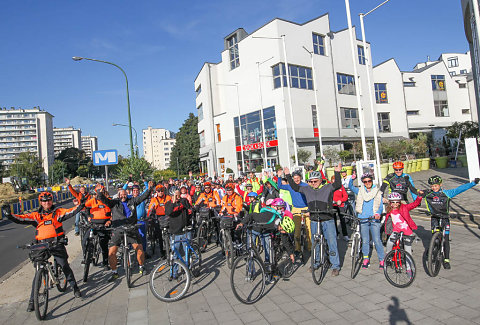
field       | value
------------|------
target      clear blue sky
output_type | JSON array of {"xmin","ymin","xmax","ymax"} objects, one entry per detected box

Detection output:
[{"xmin": 0, "ymin": 0, "xmax": 467, "ymax": 157}]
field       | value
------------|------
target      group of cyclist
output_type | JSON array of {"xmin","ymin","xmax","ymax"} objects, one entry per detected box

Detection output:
[{"xmin": 2, "ymin": 158, "xmax": 479, "ymax": 311}]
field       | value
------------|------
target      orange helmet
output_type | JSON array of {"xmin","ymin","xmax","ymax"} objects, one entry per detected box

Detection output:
[
  {"xmin": 39, "ymin": 191, "xmax": 53, "ymax": 202},
  {"xmin": 204, "ymin": 182, "xmax": 212, "ymax": 187},
  {"xmin": 225, "ymin": 183, "xmax": 235, "ymax": 191},
  {"xmin": 155, "ymin": 184, "xmax": 165, "ymax": 191},
  {"xmin": 392, "ymin": 161, "xmax": 404, "ymax": 169}
]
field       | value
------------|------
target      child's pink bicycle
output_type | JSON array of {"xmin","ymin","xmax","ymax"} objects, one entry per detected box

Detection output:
[{"xmin": 383, "ymin": 231, "xmax": 416, "ymax": 288}]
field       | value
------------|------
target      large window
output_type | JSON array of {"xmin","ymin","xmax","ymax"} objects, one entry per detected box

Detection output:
[
  {"xmin": 447, "ymin": 56, "xmax": 459, "ymax": 68},
  {"xmin": 431, "ymin": 75, "xmax": 446, "ymax": 91},
  {"xmin": 197, "ymin": 104, "xmax": 203, "ymax": 121},
  {"xmin": 312, "ymin": 33, "xmax": 325, "ymax": 55},
  {"xmin": 377, "ymin": 113, "xmax": 391, "ymax": 133},
  {"xmin": 337, "ymin": 73, "xmax": 356, "ymax": 95},
  {"xmin": 341, "ymin": 108, "xmax": 359, "ymax": 129},
  {"xmin": 195, "ymin": 85, "xmax": 201, "ymax": 97},
  {"xmin": 228, "ymin": 35, "xmax": 240, "ymax": 70},
  {"xmin": 358, "ymin": 46, "xmax": 366, "ymax": 65},
  {"xmin": 272, "ymin": 63, "xmax": 313, "ymax": 90},
  {"xmin": 434, "ymin": 100, "xmax": 449, "ymax": 117},
  {"xmin": 199, "ymin": 131, "xmax": 205, "ymax": 147},
  {"xmin": 375, "ymin": 83, "xmax": 388, "ymax": 103}
]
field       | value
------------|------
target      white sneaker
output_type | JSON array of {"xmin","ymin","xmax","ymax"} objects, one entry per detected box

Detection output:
[{"xmin": 343, "ymin": 236, "xmax": 350, "ymax": 242}]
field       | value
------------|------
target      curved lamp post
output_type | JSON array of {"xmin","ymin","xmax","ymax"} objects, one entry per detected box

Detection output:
[
  {"xmin": 72, "ymin": 56, "xmax": 134, "ymax": 158},
  {"xmin": 113, "ymin": 123, "xmax": 139, "ymax": 157}
]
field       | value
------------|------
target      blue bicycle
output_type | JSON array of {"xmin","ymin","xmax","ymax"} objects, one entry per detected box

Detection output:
[{"xmin": 149, "ymin": 226, "xmax": 202, "ymax": 302}]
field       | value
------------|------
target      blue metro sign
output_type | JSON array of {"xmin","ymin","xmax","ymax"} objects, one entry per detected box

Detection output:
[{"xmin": 93, "ymin": 149, "xmax": 118, "ymax": 166}]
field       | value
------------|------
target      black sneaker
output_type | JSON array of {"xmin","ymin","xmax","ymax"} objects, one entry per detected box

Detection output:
[
  {"xmin": 81, "ymin": 260, "xmax": 85, "ymax": 265},
  {"xmin": 75, "ymin": 232, "xmax": 80, "ymax": 236},
  {"xmin": 26, "ymin": 302, "xmax": 34, "ymax": 312},
  {"xmin": 443, "ymin": 260, "xmax": 451, "ymax": 270},
  {"xmin": 139, "ymin": 265, "xmax": 146, "ymax": 275},
  {"xmin": 107, "ymin": 273, "xmax": 119, "ymax": 282},
  {"xmin": 73, "ymin": 286, "xmax": 82, "ymax": 298}
]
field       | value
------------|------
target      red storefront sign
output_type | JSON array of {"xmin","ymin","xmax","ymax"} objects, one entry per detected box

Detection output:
[{"xmin": 236, "ymin": 140, "xmax": 278, "ymax": 152}]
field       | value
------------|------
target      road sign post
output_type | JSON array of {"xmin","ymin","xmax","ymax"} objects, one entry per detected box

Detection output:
[{"xmin": 93, "ymin": 149, "xmax": 119, "ymax": 192}]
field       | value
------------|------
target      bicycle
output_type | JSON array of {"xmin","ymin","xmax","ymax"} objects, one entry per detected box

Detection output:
[
  {"xmin": 116, "ymin": 224, "xmax": 142, "ymax": 288},
  {"xmin": 149, "ymin": 226, "xmax": 202, "ymax": 302},
  {"xmin": 83, "ymin": 223, "xmax": 108, "ymax": 282},
  {"xmin": 18, "ymin": 241, "xmax": 68, "ymax": 321},
  {"xmin": 146, "ymin": 215, "xmax": 162, "ymax": 256},
  {"xmin": 219, "ymin": 214, "xmax": 236, "ymax": 269},
  {"xmin": 343, "ymin": 214, "xmax": 364, "ymax": 279},
  {"xmin": 292, "ymin": 209, "xmax": 309, "ymax": 262},
  {"xmin": 383, "ymin": 231, "xmax": 416, "ymax": 288},
  {"xmin": 309, "ymin": 210, "xmax": 335, "ymax": 285},
  {"xmin": 426, "ymin": 216, "xmax": 450, "ymax": 277},
  {"xmin": 195, "ymin": 206, "xmax": 219, "ymax": 252}
]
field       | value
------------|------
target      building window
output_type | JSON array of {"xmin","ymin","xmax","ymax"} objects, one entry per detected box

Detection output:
[
  {"xmin": 199, "ymin": 131, "xmax": 205, "ymax": 148},
  {"xmin": 164, "ymin": 147, "xmax": 169, "ymax": 151},
  {"xmin": 358, "ymin": 46, "xmax": 366, "ymax": 65},
  {"xmin": 228, "ymin": 34, "xmax": 240, "ymax": 70},
  {"xmin": 434, "ymin": 100, "xmax": 449, "ymax": 117},
  {"xmin": 197, "ymin": 104, "xmax": 203, "ymax": 121},
  {"xmin": 341, "ymin": 108, "xmax": 359, "ymax": 129},
  {"xmin": 216, "ymin": 124, "xmax": 221, "ymax": 142},
  {"xmin": 450, "ymin": 71, "xmax": 457, "ymax": 76},
  {"xmin": 431, "ymin": 75, "xmax": 446, "ymax": 91},
  {"xmin": 272, "ymin": 63, "xmax": 313, "ymax": 90},
  {"xmin": 337, "ymin": 73, "xmax": 356, "ymax": 95},
  {"xmin": 377, "ymin": 113, "xmax": 391, "ymax": 133},
  {"xmin": 459, "ymin": 83, "xmax": 467, "ymax": 89},
  {"xmin": 165, "ymin": 153, "xmax": 170, "ymax": 156},
  {"xmin": 460, "ymin": 69, "xmax": 467, "ymax": 74},
  {"xmin": 196, "ymin": 85, "xmax": 201, "ymax": 97},
  {"xmin": 447, "ymin": 56, "xmax": 459, "ymax": 68},
  {"xmin": 312, "ymin": 33, "xmax": 325, "ymax": 55},
  {"xmin": 375, "ymin": 83, "xmax": 388, "ymax": 103},
  {"xmin": 462, "ymin": 109, "xmax": 470, "ymax": 114}
]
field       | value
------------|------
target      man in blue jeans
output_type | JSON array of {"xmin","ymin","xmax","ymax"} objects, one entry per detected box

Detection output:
[{"xmin": 284, "ymin": 163, "xmax": 343, "ymax": 276}]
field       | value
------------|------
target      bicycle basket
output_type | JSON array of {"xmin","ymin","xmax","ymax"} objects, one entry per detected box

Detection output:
[
  {"xmin": 199, "ymin": 208, "xmax": 211, "ymax": 219},
  {"xmin": 158, "ymin": 216, "xmax": 170, "ymax": 229},
  {"xmin": 29, "ymin": 244, "xmax": 51, "ymax": 262},
  {"xmin": 220, "ymin": 217, "xmax": 234, "ymax": 229}
]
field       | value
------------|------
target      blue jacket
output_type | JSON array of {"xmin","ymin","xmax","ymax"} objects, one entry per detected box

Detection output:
[
  {"xmin": 124, "ymin": 181, "xmax": 149, "ymax": 220},
  {"xmin": 348, "ymin": 178, "xmax": 383, "ymax": 219},
  {"xmin": 277, "ymin": 178, "xmax": 308, "ymax": 208},
  {"xmin": 438, "ymin": 181, "xmax": 476, "ymax": 198}
]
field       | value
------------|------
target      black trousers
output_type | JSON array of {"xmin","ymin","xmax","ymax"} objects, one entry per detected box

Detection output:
[
  {"xmin": 333, "ymin": 206, "xmax": 348, "ymax": 237},
  {"xmin": 30, "ymin": 244, "xmax": 76, "ymax": 303},
  {"xmin": 82, "ymin": 228, "xmax": 110, "ymax": 263}
]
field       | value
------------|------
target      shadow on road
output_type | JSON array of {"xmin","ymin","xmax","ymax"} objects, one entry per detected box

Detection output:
[{"xmin": 387, "ymin": 296, "xmax": 412, "ymax": 325}]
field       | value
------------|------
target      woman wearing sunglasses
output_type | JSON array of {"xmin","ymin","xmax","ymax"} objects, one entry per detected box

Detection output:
[{"xmin": 348, "ymin": 173, "xmax": 385, "ymax": 269}]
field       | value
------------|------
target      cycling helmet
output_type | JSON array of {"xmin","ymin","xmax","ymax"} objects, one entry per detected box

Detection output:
[
  {"xmin": 132, "ymin": 184, "xmax": 140, "ymax": 190},
  {"xmin": 280, "ymin": 215, "xmax": 295, "ymax": 233},
  {"xmin": 387, "ymin": 192, "xmax": 403, "ymax": 201},
  {"xmin": 340, "ymin": 167, "xmax": 347, "ymax": 173},
  {"xmin": 428, "ymin": 175, "xmax": 443, "ymax": 185},
  {"xmin": 203, "ymin": 182, "xmax": 212, "ymax": 187},
  {"xmin": 127, "ymin": 182, "xmax": 134, "ymax": 188},
  {"xmin": 225, "ymin": 183, "xmax": 235, "ymax": 190},
  {"xmin": 89, "ymin": 189, "xmax": 96, "ymax": 196},
  {"xmin": 38, "ymin": 191, "xmax": 53, "ymax": 201},
  {"xmin": 265, "ymin": 199, "xmax": 275, "ymax": 206},
  {"xmin": 361, "ymin": 173, "xmax": 373, "ymax": 181},
  {"xmin": 272, "ymin": 198, "xmax": 287, "ymax": 208},
  {"xmin": 247, "ymin": 192, "xmax": 258, "ymax": 198},
  {"xmin": 292, "ymin": 170, "xmax": 302, "ymax": 177},
  {"xmin": 309, "ymin": 171, "xmax": 322, "ymax": 180},
  {"xmin": 392, "ymin": 161, "xmax": 404, "ymax": 169},
  {"xmin": 245, "ymin": 183, "xmax": 253, "ymax": 188},
  {"xmin": 155, "ymin": 184, "xmax": 165, "ymax": 191}
]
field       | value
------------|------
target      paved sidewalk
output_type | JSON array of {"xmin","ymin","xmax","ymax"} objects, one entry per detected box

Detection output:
[{"xmin": 1, "ymin": 216, "xmax": 480, "ymax": 324}]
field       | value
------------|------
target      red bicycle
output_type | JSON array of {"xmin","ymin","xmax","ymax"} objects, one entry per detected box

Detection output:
[{"xmin": 383, "ymin": 231, "xmax": 416, "ymax": 288}]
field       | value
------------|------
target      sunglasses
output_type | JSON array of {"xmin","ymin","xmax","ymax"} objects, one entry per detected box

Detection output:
[
  {"xmin": 363, "ymin": 180, "xmax": 373, "ymax": 184},
  {"xmin": 308, "ymin": 179, "xmax": 320, "ymax": 183},
  {"xmin": 394, "ymin": 169, "xmax": 403, "ymax": 172},
  {"xmin": 391, "ymin": 201, "xmax": 401, "ymax": 205},
  {"xmin": 40, "ymin": 198, "xmax": 53, "ymax": 202}
]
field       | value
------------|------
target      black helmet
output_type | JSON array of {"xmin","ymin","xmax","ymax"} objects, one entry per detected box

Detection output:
[{"xmin": 428, "ymin": 175, "xmax": 443, "ymax": 185}]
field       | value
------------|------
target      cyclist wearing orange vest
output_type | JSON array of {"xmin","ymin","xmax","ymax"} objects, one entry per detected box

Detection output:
[
  {"xmin": 147, "ymin": 184, "xmax": 172, "ymax": 217},
  {"xmin": 220, "ymin": 183, "xmax": 243, "ymax": 217},
  {"xmin": 194, "ymin": 182, "xmax": 221, "ymax": 208},
  {"xmin": 2, "ymin": 191, "xmax": 83, "ymax": 311}
]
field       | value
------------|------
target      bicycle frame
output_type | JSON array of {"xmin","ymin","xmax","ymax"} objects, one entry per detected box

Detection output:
[{"xmin": 390, "ymin": 232, "xmax": 405, "ymax": 269}]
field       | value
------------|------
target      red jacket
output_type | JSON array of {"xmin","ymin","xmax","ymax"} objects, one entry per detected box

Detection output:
[
  {"xmin": 384, "ymin": 196, "xmax": 422, "ymax": 235},
  {"xmin": 332, "ymin": 185, "xmax": 348, "ymax": 207}
]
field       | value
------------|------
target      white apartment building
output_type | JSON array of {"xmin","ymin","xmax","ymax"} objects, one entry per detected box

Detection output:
[
  {"xmin": 81, "ymin": 135, "xmax": 98, "ymax": 158},
  {"xmin": 195, "ymin": 15, "xmax": 405, "ymax": 176},
  {"xmin": 142, "ymin": 127, "xmax": 176, "ymax": 169},
  {"xmin": 53, "ymin": 127, "xmax": 82, "ymax": 156},
  {"xmin": 0, "ymin": 107, "xmax": 54, "ymax": 176}
]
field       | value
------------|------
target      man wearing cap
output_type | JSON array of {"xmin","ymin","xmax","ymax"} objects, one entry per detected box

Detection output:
[{"xmin": 147, "ymin": 184, "xmax": 172, "ymax": 258}]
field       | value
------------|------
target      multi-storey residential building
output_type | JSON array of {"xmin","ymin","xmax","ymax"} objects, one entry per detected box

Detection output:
[
  {"xmin": 81, "ymin": 135, "xmax": 98, "ymax": 158},
  {"xmin": 142, "ymin": 127, "xmax": 176, "ymax": 169},
  {"xmin": 194, "ymin": 15, "xmax": 405, "ymax": 176},
  {"xmin": 0, "ymin": 107, "xmax": 54, "ymax": 176},
  {"xmin": 53, "ymin": 127, "xmax": 82, "ymax": 156}
]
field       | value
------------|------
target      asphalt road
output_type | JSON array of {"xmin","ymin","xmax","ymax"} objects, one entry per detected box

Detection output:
[{"xmin": 0, "ymin": 200, "xmax": 76, "ymax": 280}]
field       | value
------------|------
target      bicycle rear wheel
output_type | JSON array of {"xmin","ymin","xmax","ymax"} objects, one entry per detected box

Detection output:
[
  {"xmin": 230, "ymin": 255, "xmax": 265, "ymax": 304},
  {"xmin": 312, "ymin": 237, "xmax": 329, "ymax": 285},
  {"xmin": 300, "ymin": 225, "xmax": 306, "ymax": 261},
  {"xmin": 427, "ymin": 232, "xmax": 443, "ymax": 277},
  {"xmin": 189, "ymin": 243, "xmax": 202, "ymax": 277},
  {"xmin": 124, "ymin": 246, "xmax": 132, "ymax": 288},
  {"xmin": 33, "ymin": 267, "xmax": 49, "ymax": 320},
  {"xmin": 384, "ymin": 249, "xmax": 416, "ymax": 288},
  {"xmin": 149, "ymin": 259, "xmax": 191, "ymax": 302},
  {"xmin": 350, "ymin": 236, "xmax": 362, "ymax": 279},
  {"xmin": 196, "ymin": 222, "xmax": 208, "ymax": 252},
  {"xmin": 55, "ymin": 261, "xmax": 67, "ymax": 292},
  {"xmin": 93, "ymin": 237, "xmax": 101, "ymax": 266},
  {"xmin": 223, "ymin": 230, "xmax": 234, "ymax": 269},
  {"xmin": 83, "ymin": 242, "xmax": 93, "ymax": 283}
]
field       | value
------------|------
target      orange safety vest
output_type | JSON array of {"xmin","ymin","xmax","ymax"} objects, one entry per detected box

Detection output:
[
  {"xmin": 195, "ymin": 191, "xmax": 220, "ymax": 208},
  {"xmin": 149, "ymin": 195, "xmax": 172, "ymax": 216},
  {"xmin": 221, "ymin": 193, "xmax": 243, "ymax": 215},
  {"xmin": 36, "ymin": 212, "xmax": 64, "ymax": 241},
  {"xmin": 85, "ymin": 198, "xmax": 112, "ymax": 220}
]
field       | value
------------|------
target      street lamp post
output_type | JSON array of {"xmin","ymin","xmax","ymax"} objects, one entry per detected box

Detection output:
[
  {"xmin": 256, "ymin": 56, "xmax": 274, "ymax": 169},
  {"xmin": 72, "ymin": 56, "xmax": 134, "ymax": 158},
  {"xmin": 359, "ymin": 0, "xmax": 391, "ymax": 185},
  {"xmin": 113, "ymin": 123, "xmax": 139, "ymax": 157}
]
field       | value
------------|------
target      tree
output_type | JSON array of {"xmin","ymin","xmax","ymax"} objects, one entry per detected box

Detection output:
[
  {"xmin": 153, "ymin": 169, "xmax": 176, "ymax": 181},
  {"xmin": 56, "ymin": 147, "xmax": 88, "ymax": 178},
  {"xmin": 76, "ymin": 165, "xmax": 89, "ymax": 177},
  {"xmin": 291, "ymin": 149, "xmax": 312, "ymax": 165},
  {"xmin": 48, "ymin": 160, "xmax": 67, "ymax": 185},
  {"xmin": 446, "ymin": 121, "xmax": 479, "ymax": 140},
  {"xmin": 117, "ymin": 156, "xmax": 153, "ymax": 181},
  {"xmin": 9, "ymin": 152, "xmax": 45, "ymax": 187},
  {"xmin": 170, "ymin": 113, "xmax": 200, "ymax": 174}
]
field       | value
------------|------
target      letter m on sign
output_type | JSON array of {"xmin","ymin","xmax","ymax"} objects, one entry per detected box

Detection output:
[{"xmin": 93, "ymin": 149, "xmax": 118, "ymax": 166}]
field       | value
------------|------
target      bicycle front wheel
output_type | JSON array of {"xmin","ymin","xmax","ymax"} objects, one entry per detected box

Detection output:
[
  {"xmin": 230, "ymin": 255, "xmax": 265, "ymax": 304},
  {"xmin": 33, "ymin": 267, "xmax": 49, "ymax": 320},
  {"xmin": 223, "ymin": 230, "xmax": 234, "ymax": 269},
  {"xmin": 55, "ymin": 262, "xmax": 67, "ymax": 292},
  {"xmin": 427, "ymin": 232, "xmax": 443, "ymax": 277},
  {"xmin": 311, "ymin": 237, "xmax": 329, "ymax": 285},
  {"xmin": 124, "ymin": 247, "xmax": 132, "ymax": 288},
  {"xmin": 149, "ymin": 259, "xmax": 191, "ymax": 302},
  {"xmin": 350, "ymin": 236, "xmax": 362, "ymax": 279},
  {"xmin": 83, "ymin": 242, "xmax": 93, "ymax": 283},
  {"xmin": 196, "ymin": 222, "xmax": 208, "ymax": 252},
  {"xmin": 93, "ymin": 237, "xmax": 101, "ymax": 266},
  {"xmin": 189, "ymin": 243, "xmax": 202, "ymax": 277},
  {"xmin": 384, "ymin": 249, "xmax": 416, "ymax": 288}
]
